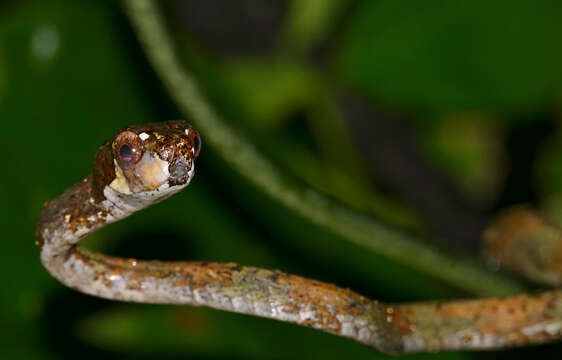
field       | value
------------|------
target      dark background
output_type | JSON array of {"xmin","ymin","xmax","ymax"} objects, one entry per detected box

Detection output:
[{"xmin": 2, "ymin": 0, "xmax": 562, "ymax": 358}]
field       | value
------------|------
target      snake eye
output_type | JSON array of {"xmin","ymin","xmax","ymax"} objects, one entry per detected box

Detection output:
[
  {"xmin": 113, "ymin": 130, "xmax": 144, "ymax": 169},
  {"xmin": 119, "ymin": 145, "xmax": 135, "ymax": 162},
  {"xmin": 193, "ymin": 131, "xmax": 201, "ymax": 158}
]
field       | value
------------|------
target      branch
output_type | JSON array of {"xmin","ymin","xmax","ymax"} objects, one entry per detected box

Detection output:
[{"xmin": 121, "ymin": 0, "xmax": 523, "ymax": 297}]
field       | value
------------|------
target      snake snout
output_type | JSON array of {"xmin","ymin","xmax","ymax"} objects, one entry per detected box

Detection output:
[{"xmin": 168, "ymin": 157, "xmax": 190, "ymax": 186}]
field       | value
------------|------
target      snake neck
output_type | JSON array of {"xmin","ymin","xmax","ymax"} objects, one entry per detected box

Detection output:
[
  {"xmin": 36, "ymin": 176, "xmax": 113, "ymax": 282},
  {"xmin": 37, "ymin": 172, "xmax": 187, "ymax": 280}
]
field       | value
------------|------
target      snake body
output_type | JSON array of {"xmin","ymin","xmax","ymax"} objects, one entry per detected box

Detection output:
[{"xmin": 37, "ymin": 121, "xmax": 562, "ymax": 354}]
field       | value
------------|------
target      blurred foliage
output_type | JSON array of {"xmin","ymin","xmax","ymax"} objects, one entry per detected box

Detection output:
[
  {"xmin": 334, "ymin": 0, "xmax": 562, "ymax": 114},
  {"xmin": 417, "ymin": 113, "xmax": 507, "ymax": 207},
  {"xmin": 1, "ymin": 0, "xmax": 562, "ymax": 359},
  {"xmin": 537, "ymin": 122, "xmax": 562, "ymax": 224}
]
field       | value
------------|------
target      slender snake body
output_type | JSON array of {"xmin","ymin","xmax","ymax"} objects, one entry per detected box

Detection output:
[{"xmin": 37, "ymin": 121, "xmax": 562, "ymax": 354}]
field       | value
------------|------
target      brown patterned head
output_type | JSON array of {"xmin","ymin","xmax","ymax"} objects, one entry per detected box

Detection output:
[{"xmin": 93, "ymin": 120, "xmax": 201, "ymax": 201}]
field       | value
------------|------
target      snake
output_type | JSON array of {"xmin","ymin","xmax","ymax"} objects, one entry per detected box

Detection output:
[{"xmin": 37, "ymin": 120, "xmax": 562, "ymax": 354}]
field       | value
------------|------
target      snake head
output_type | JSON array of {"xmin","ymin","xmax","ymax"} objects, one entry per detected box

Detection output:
[{"xmin": 93, "ymin": 120, "xmax": 201, "ymax": 202}]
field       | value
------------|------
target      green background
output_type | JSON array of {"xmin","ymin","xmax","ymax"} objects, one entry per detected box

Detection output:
[{"xmin": 2, "ymin": 0, "xmax": 562, "ymax": 358}]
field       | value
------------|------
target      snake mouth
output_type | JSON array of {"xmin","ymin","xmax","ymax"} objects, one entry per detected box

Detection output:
[
  {"xmin": 109, "ymin": 150, "xmax": 195, "ymax": 195},
  {"xmin": 109, "ymin": 152, "xmax": 170, "ymax": 194}
]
